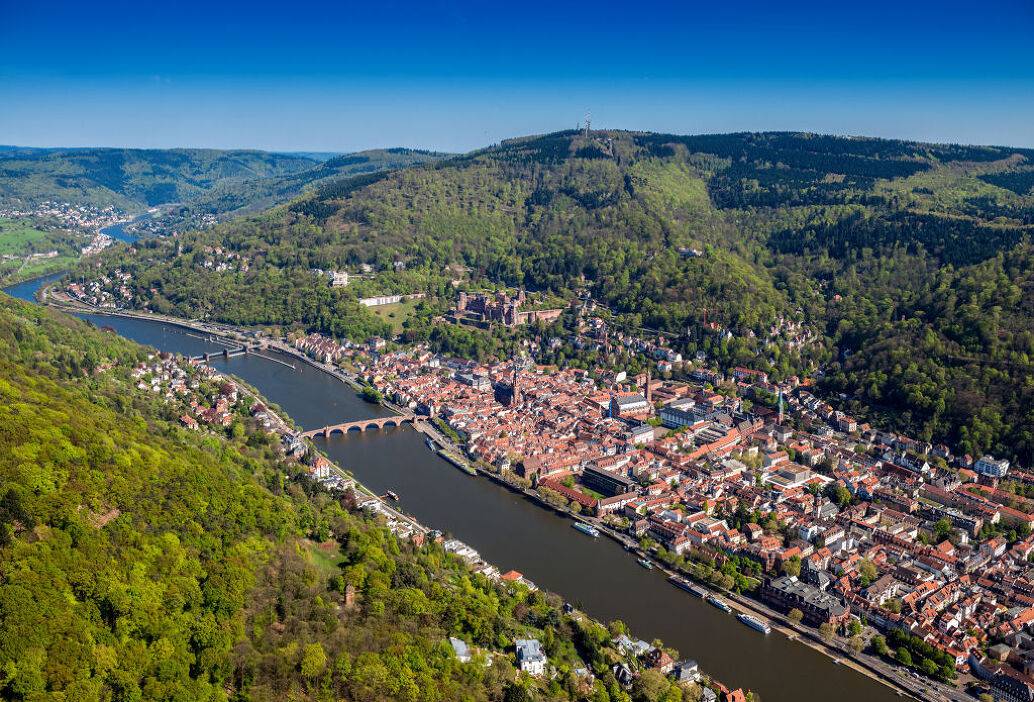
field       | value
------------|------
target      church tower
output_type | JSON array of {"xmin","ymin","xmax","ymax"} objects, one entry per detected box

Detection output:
[{"xmin": 510, "ymin": 357, "xmax": 521, "ymax": 407}]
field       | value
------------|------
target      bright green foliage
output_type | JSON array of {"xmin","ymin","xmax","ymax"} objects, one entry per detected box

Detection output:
[{"xmin": 0, "ymin": 146, "xmax": 446, "ymax": 220}]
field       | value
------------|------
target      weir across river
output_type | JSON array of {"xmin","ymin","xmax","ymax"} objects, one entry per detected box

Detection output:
[{"xmin": 188, "ymin": 339, "xmax": 296, "ymax": 369}]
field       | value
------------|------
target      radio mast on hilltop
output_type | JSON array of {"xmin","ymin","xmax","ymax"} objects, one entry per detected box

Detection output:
[{"xmin": 583, "ymin": 111, "xmax": 591, "ymax": 137}]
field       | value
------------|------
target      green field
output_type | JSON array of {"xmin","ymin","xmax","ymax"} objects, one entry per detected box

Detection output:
[
  {"xmin": 0, "ymin": 218, "xmax": 81, "ymax": 284},
  {"xmin": 0, "ymin": 218, "xmax": 52, "ymax": 254}
]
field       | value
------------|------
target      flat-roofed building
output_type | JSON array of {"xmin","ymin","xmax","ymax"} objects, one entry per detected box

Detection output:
[
  {"xmin": 582, "ymin": 465, "xmax": 638, "ymax": 497},
  {"xmin": 761, "ymin": 575, "xmax": 850, "ymax": 627}
]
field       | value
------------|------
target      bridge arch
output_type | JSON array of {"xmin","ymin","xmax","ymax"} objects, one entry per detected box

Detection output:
[{"xmin": 301, "ymin": 413, "xmax": 424, "ymax": 439}]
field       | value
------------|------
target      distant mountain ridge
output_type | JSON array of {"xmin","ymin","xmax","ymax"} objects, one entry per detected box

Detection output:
[
  {"xmin": 0, "ymin": 144, "xmax": 449, "ymax": 220},
  {"xmin": 174, "ymin": 147, "xmax": 450, "ymax": 221}
]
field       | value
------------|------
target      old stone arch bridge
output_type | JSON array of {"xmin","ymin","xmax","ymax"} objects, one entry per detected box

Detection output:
[{"xmin": 301, "ymin": 415, "xmax": 421, "ymax": 438}]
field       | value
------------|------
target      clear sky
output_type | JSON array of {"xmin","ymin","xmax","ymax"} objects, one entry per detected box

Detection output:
[{"xmin": 2, "ymin": 0, "xmax": 1033, "ymax": 152}]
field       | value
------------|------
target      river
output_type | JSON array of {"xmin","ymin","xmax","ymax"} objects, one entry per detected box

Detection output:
[
  {"xmin": 3, "ymin": 275, "xmax": 902, "ymax": 702},
  {"xmin": 102, "ymin": 221, "xmax": 136, "ymax": 244}
]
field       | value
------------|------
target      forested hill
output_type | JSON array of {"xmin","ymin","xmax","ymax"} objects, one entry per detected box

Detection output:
[
  {"xmin": 0, "ymin": 294, "xmax": 690, "ymax": 702},
  {"xmin": 162, "ymin": 147, "xmax": 450, "ymax": 222},
  {"xmin": 85, "ymin": 129, "xmax": 1034, "ymax": 462},
  {"xmin": 0, "ymin": 146, "xmax": 317, "ymax": 210},
  {"xmin": 0, "ymin": 145, "xmax": 446, "ymax": 215}
]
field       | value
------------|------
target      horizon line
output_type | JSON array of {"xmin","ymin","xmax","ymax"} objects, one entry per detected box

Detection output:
[{"xmin": 3, "ymin": 126, "xmax": 1033, "ymax": 155}]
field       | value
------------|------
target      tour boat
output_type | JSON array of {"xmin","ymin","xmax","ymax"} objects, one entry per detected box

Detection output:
[
  {"xmin": 385, "ymin": 491, "xmax": 400, "ymax": 501},
  {"xmin": 425, "ymin": 437, "xmax": 436, "ymax": 451},
  {"xmin": 668, "ymin": 575, "xmax": 694, "ymax": 593},
  {"xmin": 637, "ymin": 557, "xmax": 653, "ymax": 570},
  {"xmin": 707, "ymin": 595, "xmax": 732, "ymax": 613},
  {"xmin": 572, "ymin": 522, "xmax": 600, "ymax": 538},
  {"xmin": 736, "ymin": 613, "xmax": 772, "ymax": 634},
  {"xmin": 667, "ymin": 575, "xmax": 710, "ymax": 598}
]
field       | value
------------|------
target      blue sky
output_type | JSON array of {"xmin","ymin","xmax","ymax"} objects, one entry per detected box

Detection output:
[{"xmin": 2, "ymin": 0, "xmax": 1032, "ymax": 151}]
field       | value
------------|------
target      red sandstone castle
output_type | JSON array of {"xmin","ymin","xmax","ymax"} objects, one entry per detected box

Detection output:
[{"xmin": 449, "ymin": 290, "xmax": 563, "ymax": 328}]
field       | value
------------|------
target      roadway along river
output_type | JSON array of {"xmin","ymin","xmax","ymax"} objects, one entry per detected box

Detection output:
[{"xmin": 4, "ymin": 276, "xmax": 902, "ymax": 702}]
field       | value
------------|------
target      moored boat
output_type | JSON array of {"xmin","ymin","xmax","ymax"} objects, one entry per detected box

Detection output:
[
  {"xmin": 707, "ymin": 595, "xmax": 732, "ymax": 613},
  {"xmin": 667, "ymin": 575, "xmax": 708, "ymax": 598},
  {"xmin": 736, "ymin": 613, "xmax": 771, "ymax": 634},
  {"xmin": 385, "ymin": 490, "xmax": 400, "ymax": 501},
  {"xmin": 668, "ymin": 575, "xmax": 694, "ymax": 593},
  {"xmin": 637, "ymin": 557, "xmax": 653, "ymax": 570},
  {"xmin": 572, "ymin": 522, "xmax": 600, "ymax": 538},
  {"xmin": 688, "ymin": 584, "xmax": 709, "ymax": 598}
]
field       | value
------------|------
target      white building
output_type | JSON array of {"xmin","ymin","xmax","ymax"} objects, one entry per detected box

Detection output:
[
  {"xmin": 449, "ymin": 637, "xmax": 471, "ymax": 663},
  {"xmin": 515, "ymin": 638, "xmax": 547, "ymax": 676},
  {"xmin": 974, "ymin": 455, "xmax": 1010, "ymax": 479}
]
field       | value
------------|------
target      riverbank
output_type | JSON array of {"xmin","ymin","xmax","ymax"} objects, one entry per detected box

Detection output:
[
  {"xmin": 0, "ymin": 265, "xmax": 68, "ymax": 289},
  {"xmin": 427, "ymin": 440, "xmax": 931, "ymax": 700}
]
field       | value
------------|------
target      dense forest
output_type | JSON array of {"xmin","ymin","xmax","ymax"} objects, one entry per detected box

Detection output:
[
  {"xmin": 0, "ymin": 146, "xmax": 317, "ymax": 210},
  {"xmin": 0, "ymin": 146, "xmax": 445, "ymax": 217},
  {"xmin": 0, "ymin": 295, "xmax": 702, "ymax": 702},
  {"xmin": 81, "ymin": 130, "xmax": 1034, "ymax": 463}
]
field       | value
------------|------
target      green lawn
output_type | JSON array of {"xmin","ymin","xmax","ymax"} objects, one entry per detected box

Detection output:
[
  {"xmin": 0, "ymin": 218, "xmax": 83, "ymax": 284},
  {"xmin": 305, "ymin": 539, "xmax": 344, "ymax": 576},
  {"xmin": 0, "ymin": 218, "xmax": 52, "ymax": 255},
  {"xmin": 369, "ymin": 298, "xmax": 422, "ymax": 333},
  {"xmin": 577, "ymin": 484, "xmax": 606, "ymax": 501}
]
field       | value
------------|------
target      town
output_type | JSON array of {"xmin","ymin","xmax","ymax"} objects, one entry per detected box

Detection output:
[
  {"xmin": 0, "ymin": 200, "xmax": 127, "ymax": 233},
  {"xmin": 288, "ymin": 314, "xmax": 1034, "ymax": 702}
]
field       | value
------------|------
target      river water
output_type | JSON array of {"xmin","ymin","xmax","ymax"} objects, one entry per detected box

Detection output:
[
  {"xmin": 102, "ymin": 221, "xmax": 136, "ymax": 244},
  {"xmin": 3, "ymin": 276, "xmax": 901, "ymax": 702}
]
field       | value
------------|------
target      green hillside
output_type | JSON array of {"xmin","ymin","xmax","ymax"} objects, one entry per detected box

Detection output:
[
  {"xmin": 0, "ymin": 294, "xmax": 695, "ymax": 702},
  {"xmin": 0, "ymin": 146, "xmax": 447, "ymax": 222},
  {"xmin": 157, "ymin": 148, "xmax": 450, "ymax": 223},
  {"xmin": 0, "ymin": 146, "xmax": 320, "ymax": 210},
  {"xmin": 80, "ymin": 129, "xmax": 1034, "ymax": 462}
]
